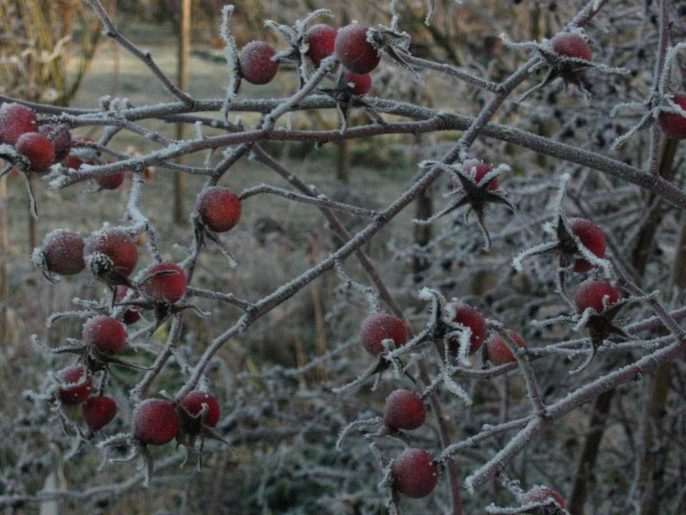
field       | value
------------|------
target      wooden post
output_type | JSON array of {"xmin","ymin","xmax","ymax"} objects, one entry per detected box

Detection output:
[
  {"xmin": 173, "ymin": 0, "xmax": 190, "ymax": 225},
  {"xmin": 0, "ymin": 177, "xmax": 9, "ymax": 342}
]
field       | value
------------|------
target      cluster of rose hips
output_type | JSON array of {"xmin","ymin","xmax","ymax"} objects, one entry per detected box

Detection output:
[
  {"xmin": 350, "ymin": 210, "xmax": 626, "ymax": 502},
  {"xmin": 0, "ymin": 102, "xmax": 127, "ymax": 190},
  {"xmin": 44, "ymin": 195, "xmax": 239, "ymax": 452},
  {"xmin": 534, "ymin": 32, "xmax": 686, "ymax": 143},
  {"xmin": 238, "ymin": 22, "xmax": 377, "ymax": 96},
  {"xmin": 353, "ymin": 304, "xmax": 527, "ymax": 500},
  {"xmin": 29, "ymin": 175, "xmax": 242, "ymax": 457}
]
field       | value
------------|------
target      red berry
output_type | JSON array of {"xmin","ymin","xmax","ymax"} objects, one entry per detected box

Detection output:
[
  {"xmin": 450, "ymin": 304, "xmax": 488, "ymax": 354},
  {"xmin": 82, "ymin": 395, "xmax": 117, "ymax": 431},
  {"xmin": 38, "ymin": 124, "xmax": 71, "ymax": 162},
  {"xmin": 240, "ymin": 41, "xmax": 279, "ymax": 85},
  {"xmin": 462, "ymin": 159, "xmax": 498, "ymax": 191},
  {"xmin": 57, "ymin": 366, "xmax": 92, "ymax": 405},
  {"xmin": 574, "ymin": 280, "xmax": 620, "ymax": 314},
  {"xmin": 384, "ymin": 389, "xmax": 426, "ymax": 430},
  {"xmin": 342, "ymin": 71, "xmax": 372, "ymax": 96},
  {"xmin": 305, "ymin": 24, "xmax": 337, "ymax": 68},
  {"xmin": 116, "ymin": 287, "xmax": 141, "ymax": 325},
  {"xmin": 84, "ymin": 229, "xmax": 138, "ymax": 277},
  {"xmin": 551, "ymin": 32, "xmax": 592, "ymax": 62},
  {"xmin": 658, "ymin": 92, "xmax": 686, "ymax": 140},
  {"xmin": 39, "ymin": 229, "xmax": 85, "ymax": 276},
  {"xmin": 133, "ymin": 399, "xmax": 179, "ymax": 445},
  {"xmin": 196, "ymin": 186, "xmax": 241, "ymax": 233},
  {"xmin": 62, "ymin": 154, "xmax": 84, "ymax": 169},
  {"xmin": 180, "ymin": 391, "xmax": 221, "ymax": 427},
  {"xmin": 522, "ymin": 486, "xmax": 566, "ymax": 509},
  {"xmin": 335, "ymin": 24, "xmax": 380, "ymax": 74},
  {"xmin": 486, "ymin": 331, "xmax": 526, "ymax": 366},
  {"xmin": 140, "ymin": 262, "xmax": 186, "ymax": 304},
  {"xmin": 82, "ymin": 316, "xmax": 127, "ymax": 354},
  {"xmin": 568, "ymin": 218, "xmax": 606, "ymax": 272},
  {"xmin": 0, "ymin": 103, "xmax": 37, "ymax": 145},
  {"xmin": 15, "ymin": 132, "xmax": 55, "ymax": 174},
  {"xmin": 391, "ymin": 449, "xmax": 439, "ymax": 498},
  {"xmin": 360, "ymin": 314, "xmax": 409, "ymax": 356},
  {"xmin": 96, "ymin": 165, "xmax": 126, "ymax": 190}
]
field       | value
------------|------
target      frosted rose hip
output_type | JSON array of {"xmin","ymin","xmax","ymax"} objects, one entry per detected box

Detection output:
[
  {"xmin": 391, "ymin": 448, "xmax": 439, "ymax": 498},
  {"xmin": 133, "ymin": 399, "xmax": 179, "ymax": 445},
  {"xmin": 360, "ymin": 314, "xmax": 408, "ymax": 356},
  {"xmin": 567, "ymin": 217, "xmax": 606, "ymax": 272},
  {"xmin": 84, "ymin": 229, "xmax": 138, "ymax": 277},
  {"xmin": 551, "ymin": 32, "xmax": 592, "ymax": 62},
  {"xmin": 0, "ymin": 103, "xmax": 37, "ymax": 145},
  {"xmin": 522, "ymin": 486, "xmax": 566, "ymax": 509},
  {"xmin": 40, "ymin": 229, "xmax": 85, "ymax": 276},
  {"xmin": 57, "ymin": 366, "xmax": 92, "ymax": 405},
  {"xmin": 116, "ymin": 287, "xmax": 141, "ymax": 325},
  {"xmin": 342, "ymin": 71, "xmax": 372, "ymax": 96},
  {"xmin": 462, "ymin": 159, "xmax": 498, "ymax": 191},
  {"xmin": 82, "ymin": 316, "xmax": 127, "ymax": 354},
  {"xmin": 140, "ymin": 262, "xmax": 186, "ymax": 304},
  {"xmin": 450, "ymin": 304, "xmax": 488, "ymax": 354},
  {"xmin": 335, "ymin": 24, "xmax": 380, "ymax": 74},
  {"xmin": 240, "ymin": 41, "xmax": 279, "ymax": 85},
  {"xmin": 15, "ymin": 132, "xmax": 55, "ymax": 174},
  {"xmin": 82, "ymin": 395, "xmax": 117, "ymax": 431},
  {"xmin": 384, "ymin": 389, "xmax": 426, "ymax": 430},
  {"xmin": 305, "ymin": 24, "xmax": 337, "ymax": 68},
  {"xmin": 574, "ymin": 280, "xmax": 620, "ymax": 314},
  {"xmin": 486, "ymin": 331, "xmax": 526, "ymax": 366},
  {"xmin": 197, "ymin": 186, "xmax": 241, "ymax": 233},
  {"xmin": 39, "ymin": 124, "xmax": 71, "ymax": 161},
  {"xmin": 658, "ymin": 92, "xmax": 686, "ymax": 140},
  {"xmin": 180, "ymin": 391, "xmax": 221, "ymax": 427},
  {"xmin": 96, "ymin": 169, "xmax": 125, "ymax": 190}
]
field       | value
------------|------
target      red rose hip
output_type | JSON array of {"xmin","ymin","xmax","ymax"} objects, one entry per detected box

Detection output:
[
  {"xmin": 82, "ymin": 316, "xmax": 127, "ymax": 354},
  {"xmin": 180, "ymin": 391, "xmax": 221, "ymax": 427},
  {"xmin": 305, "ymin": 24, "xmax": 337, "ymax": 68},
  {"xmin": 568, "ymin": 218, "xmax": 606, "ymax": 272},
  {"xmin": 658, "ymin": 92, "xmax": 686, "ymax": 140},
  {"xmin": 335, "ymin": 24, "xmax": 380, "ymax": 74},
  {"xmin": 550, "ymin": 32, "xmax": 592, "ymax": 62},
  {"xmin": 461, "ymin": 159, "xmax": 498, "ymax": 191},
  {"xmin": 486, "ymin": 331, "xmax": 526, "ymax": 366},
  {"xmin": 196, "ymin": 186, "xmax": 241, "ymax": 233},
  {"xmin": 96, "ymin": 169, "xmax": 125, "ymax": 190},
  {"xmin": 57, "ymin": 366, "xmax": 92, "ymax": 405},
  {"xmin": 84, "ymin": 229, "xmax": 138, "ymax": 277},
  {"xmin": 133, "ymin": 398, "xmax": 179, "ymax": 445},
  {"xmin": 15, "ymin": 132, "xmax": 55, "ymax": 174},
  {"xmin": 82, "ymin": 395, "xmax": 118, "ymax": 431},
  {"xmin": 0, "ymin": 103, "xmax": 37, "ymax": 145},
  {"xmin": 240, "ymin": 41, "xmax": 279, "ymax": 85},
  {"xmin": 342, "ymin": 71, "xmax": 372, "ymax": 96},
  {"xmin": 38, "ymin": 229, "xmax": 85, "ymax": 276},
  {"xmin": 360, "ymin": 314, "xmax": 408, "ymax": 356},
  {"xmin": 140, "ymin": 262, "xmax": 186, "ymax": 304},
  {"xmin": 450, "ymin": 304, "xmax": 488, "ymax": 354},
  {"xmin": 116, "ymin": 287, "xmax": 141, "ymax": 324},
  {"xmin": 574, "ymin": 280, "xmax": 620, "ymax": 314},
  {"xmin": 521, "ymin": 486, "xmax": 566, "ymax": 510},
  {"xmin": 39, "ymin": 124, "xmax": 71, "ymax": 162},
  {"xmin": 391, "ymin": 448, "xmax": 439, "ymax": 498},
  {"xmin": 384, "ymin": 389, "xmax": 426, "ymax": 431}
]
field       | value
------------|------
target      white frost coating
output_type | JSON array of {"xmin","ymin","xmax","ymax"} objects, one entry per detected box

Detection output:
[{"xmin": 511, "ymin": 241, "xmax": 558, "ymax": 272}]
